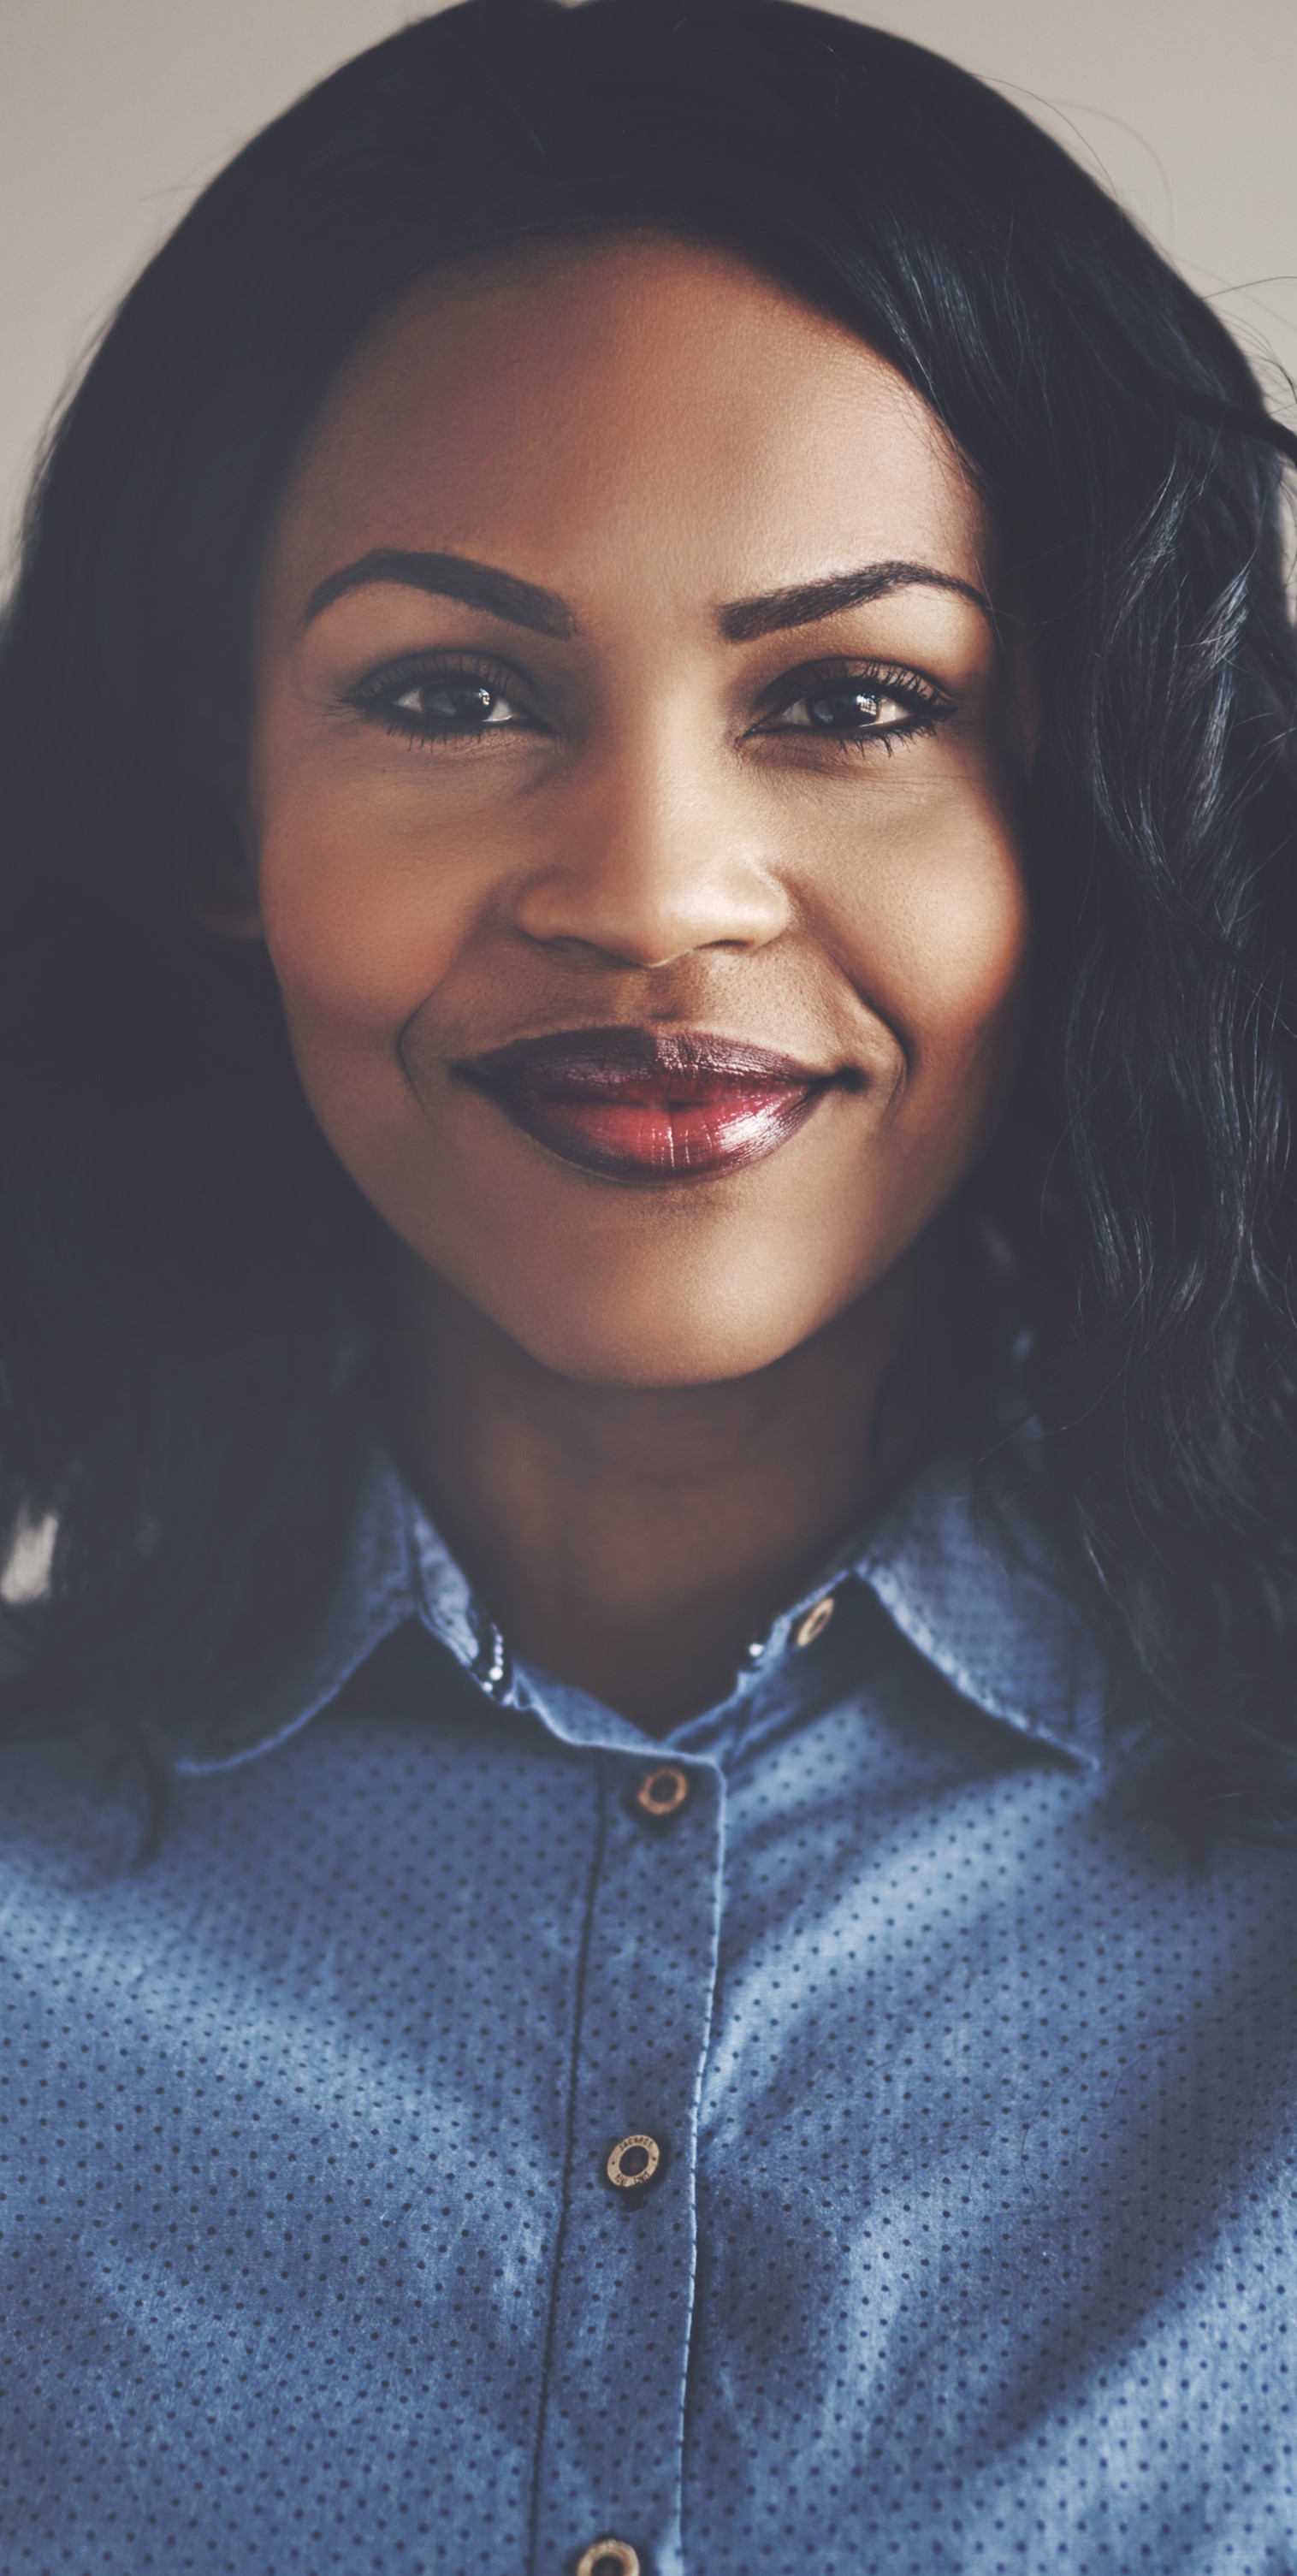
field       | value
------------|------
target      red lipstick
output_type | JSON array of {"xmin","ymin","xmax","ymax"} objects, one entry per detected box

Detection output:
[{"xmin": 459, "ymin": 1026, "xmax": 834, "ymax": 1183}]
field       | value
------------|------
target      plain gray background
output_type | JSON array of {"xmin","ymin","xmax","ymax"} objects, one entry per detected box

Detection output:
[{"xmin": 3, "ymin": 0, "xmax": 1294, "ymax": 571}]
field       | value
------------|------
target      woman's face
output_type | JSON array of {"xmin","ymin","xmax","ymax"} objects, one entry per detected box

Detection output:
[{"xmin": 250, "ymin": 235, "xmax": 1030, "ymax": 1387}]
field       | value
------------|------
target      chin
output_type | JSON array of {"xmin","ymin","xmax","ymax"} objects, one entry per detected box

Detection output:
[{"xmin": 475, "ymin": 1270, "xmax": 853, "ymax": 1390}]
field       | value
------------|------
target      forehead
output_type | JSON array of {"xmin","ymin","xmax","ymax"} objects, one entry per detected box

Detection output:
[{"xmin": 265, "ymin": 233, "xmax": 991, "ymax": 610}]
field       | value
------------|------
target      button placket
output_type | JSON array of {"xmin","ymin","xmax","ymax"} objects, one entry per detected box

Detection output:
[{"xmin": 529, "ymin": 1754, "xmax": 724, "ymax": 2576}]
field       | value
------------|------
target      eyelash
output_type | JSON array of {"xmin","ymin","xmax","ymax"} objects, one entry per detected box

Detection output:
[
  {"xmin": 754, "ymin": 659, "xmax": 955, "ymax": 753},
  {"xmin": 345, "ymin": 648, "xmax": 955, "ymax": 754},
  {"xmin": 347, "ymin": 651, "xmax": 536, "ymax": 744}
]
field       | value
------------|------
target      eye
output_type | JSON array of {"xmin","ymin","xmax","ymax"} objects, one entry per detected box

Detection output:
[
  {"xmin": 347, "ymin": 654, "xmax": 546, "ymax": 746},
  {"xmin": 783, "ymin": 682, "xmax": 905, "ymax": 734},
  {"xmin": 754, "ymin": 661, "xmax": 953, "ymax": 748},
  {"xmin": 394, "ymin": 678, "xmax": 520, "ymax": 730}
]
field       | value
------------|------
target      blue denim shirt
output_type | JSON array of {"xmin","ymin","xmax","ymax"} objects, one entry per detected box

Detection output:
[{"xmin": 2, "ymin": 1419, "xmax": 1295, "ymax": 2576}]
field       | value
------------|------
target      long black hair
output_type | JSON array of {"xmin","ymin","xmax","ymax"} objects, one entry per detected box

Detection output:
[{"xmin": 2, "ymin": 0, "xmax": 1295, "ymax": 1785}]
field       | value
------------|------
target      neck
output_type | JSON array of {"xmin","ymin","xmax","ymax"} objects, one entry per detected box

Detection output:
[{"xmin": 379, "ymin": 1228, "xmax": 980, "ymax": 1735}]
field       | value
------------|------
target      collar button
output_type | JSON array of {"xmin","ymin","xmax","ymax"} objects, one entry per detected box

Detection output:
[
  {"xmin": 634, "ymin": 1763, "xmax": 689, "ymax": 1821},
  {"xmin": 795, "ymin": 1593, "xmax": 836, "ymax": 1649}
]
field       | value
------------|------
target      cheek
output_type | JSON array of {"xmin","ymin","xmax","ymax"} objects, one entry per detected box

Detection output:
[
  {"xmin": 247, "ymin": 765, "xmax": 485, "ymax": 1228},
  {"xmin": 826, "ymin": 793, "xmax": 1030, "ymax": 1119},
  {"xmin": 252, "ymin": 772, "xmax": 473, "ymax": 1050}
]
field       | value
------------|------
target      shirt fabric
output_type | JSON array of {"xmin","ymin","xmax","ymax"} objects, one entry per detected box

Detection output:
[{"xmin": 2, "ymin": 1413, "xmax": 1296, "ymax": 2576}]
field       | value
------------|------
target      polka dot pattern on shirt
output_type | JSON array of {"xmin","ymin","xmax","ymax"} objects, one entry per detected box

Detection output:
[{"xmin": 2, "ymin": 1459, "xmax": 1296, "ymax": 2575}]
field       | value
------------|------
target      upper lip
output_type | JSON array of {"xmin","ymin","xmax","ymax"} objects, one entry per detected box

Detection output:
[{"xmin": 459, "ymin": 1025, "xmax": 834, "ymax": 1093}]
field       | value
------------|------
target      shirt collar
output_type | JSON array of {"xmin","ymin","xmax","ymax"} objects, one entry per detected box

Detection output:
[
  {"xmin": 855, "ymin": 1422, "xmax": 1107, "ymax": 1766},
  {"xmin": 177, "ymin": 1403, "xmax": 1106, "ymax": 1777}
]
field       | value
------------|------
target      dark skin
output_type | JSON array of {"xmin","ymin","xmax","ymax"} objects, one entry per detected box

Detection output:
[{"xmin": 233, "ymin": 233, "xmax": 1032, "ymax": 1732}]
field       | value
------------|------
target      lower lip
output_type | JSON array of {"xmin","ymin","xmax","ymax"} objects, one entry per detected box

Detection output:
[{"xmin": 475, "ymin": 1075, "xmax": 827, "ymax": 1182}]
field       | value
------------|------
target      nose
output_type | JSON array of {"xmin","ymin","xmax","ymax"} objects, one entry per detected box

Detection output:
[{"xmin": 511, "ymin": 731, "xmax": 791, "ymax": 969}]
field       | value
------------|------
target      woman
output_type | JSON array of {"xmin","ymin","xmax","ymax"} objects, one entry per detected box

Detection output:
[{"xmin": 2, "ymin": 3, "xmax": 1295, "ymax": 2568}]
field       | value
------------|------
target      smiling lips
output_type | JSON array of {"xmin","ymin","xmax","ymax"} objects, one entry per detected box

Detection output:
[{"xmin": 461, "ymin": 1026, "xmax": 836, "ymax": 1182}]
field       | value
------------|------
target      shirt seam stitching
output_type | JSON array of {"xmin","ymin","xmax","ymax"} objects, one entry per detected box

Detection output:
[{"xmin": 526, "ymin": 1748, "xmax": 610, "ymax": 2573}]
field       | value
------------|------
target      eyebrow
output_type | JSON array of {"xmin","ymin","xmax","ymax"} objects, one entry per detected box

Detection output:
[
  {"xmin": 301, "ymin": 547, "xmax": 989, "ymax": 643},
  {"xmin": 716, "ymin": 560, "xmax": 991, "ymax": 640},
  {"xmin": 302, "ymin": 548, "xmax": 577, "ymax": 638}
]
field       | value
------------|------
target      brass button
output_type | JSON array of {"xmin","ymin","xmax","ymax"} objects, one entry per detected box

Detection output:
[
  {"xmin": 576, "ymin": 2543, "xmax": 641, "ymax": 2576},
  {"xmin": 634, "ymin": 1762, "xmax": 689, "ymax": 1821},
  {"xmin": 605, "ymin": 2132, "xmax": 662, "ymax": 2192},
  {"xmin": 795, "ymin": 1593, "xmax": 836, "ymax": 1649}
]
